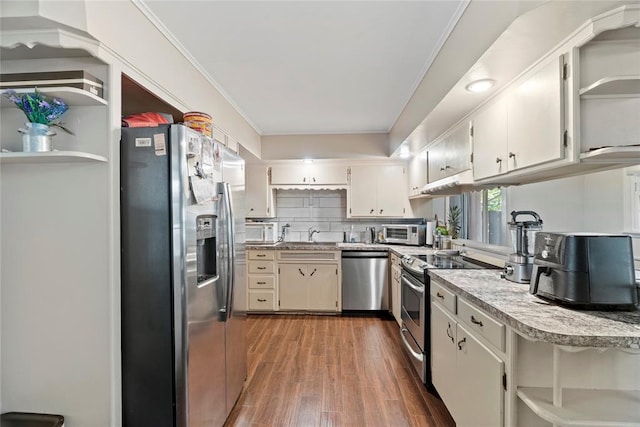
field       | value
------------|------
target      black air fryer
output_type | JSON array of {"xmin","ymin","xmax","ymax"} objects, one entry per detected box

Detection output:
[{"xmin": 530, "ymin": 232, "xmax": 638, "ymax": 310}]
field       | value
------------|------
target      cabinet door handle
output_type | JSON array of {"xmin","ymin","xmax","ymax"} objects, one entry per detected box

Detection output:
[
  {"xmin": 457, "ymin": 337, "xmax": 466, "ymax": 350},
  {"xmin": 370, "ymin": 209, "xmax": 375, "ymax": 214},
  {"xmin": 445, "ymin": 165, "xmax": 452, "ymax": 169},
  {"xmin": 436, "ymin": 292, "xmax": 444, "ymax": 300},
  {"xmin": 257, "ymin": 267, "xmax": 266, "ymax": 270},
  {"xmin": 298, "ymin": 268, "xmax": 305, "ymax": 276},
  {"xmin": 379, "ymin": 209, "xmax": 383, "ymax": 214},
  {"xmin": 250, "ymin": 208, "xmax": 254, "ymax": 211},
  {"xmin": 310, "ymin": 268, "xmax": 317, "ymax": 276},
  {"xmin": 257, "ymin": 298, "xmax": 267, "ymax": 302},
  {"xmin": 496, "ymin": 157, "xmax": 502, "ymax": 163},
  {"xmin": 440, "ymin": 167, "xmax": 445, "ymax": 171},
  {"xmin": 446, "ymin": 323, "xmax": 454, "ymax": 343},
  {"xmin": 303, "ymin": 177, "xmax": 307, "ymax": 182},
  {"xmin": 312, "ymin": 177, "xmax": 316, "ymax": 182},
  {"xmin": 509, "ymin": 152, "xmax": 516, "ymax": 158},
  {"xmin": 470, "ymin": 315, "xmax": 483, "ymax": 327}
]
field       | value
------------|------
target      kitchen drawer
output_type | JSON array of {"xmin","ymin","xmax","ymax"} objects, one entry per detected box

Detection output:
[
  {"xmin": 458, "ymin": 298, "xmax": 505, "ymax": 352},
  {"xmin": 249, "ymin": 275, "xmax": 275, "ymax": 289},
  {"xmin": 248, "ymin": 260, "xmax": 275, "ymax": 274},
  {"xmin": 249, "ymin": 291, "xmax": 276, "ymax": 310},
  {"xmin": 248, "ymin": 250, "xmax": 275, "ymax": 261},
  {"xmin": 430, "ymin": 281, "xmax": 457, "ymax": 314}
]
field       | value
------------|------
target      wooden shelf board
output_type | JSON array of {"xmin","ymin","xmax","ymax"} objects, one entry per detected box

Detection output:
[
  {"xmin": 0, "ymin": 151, "xmax": 107, "ymax": 164},
  {"xmin": 517, "ymin": 387, "xmax": 640, "ymax": 427},
  {"xmin": 580, "ymin": 146, "xmax": 640, "ymax": 163},
  {"xmin": 580, "ymin": 76, "xmax": 640, "ymax": 98},
  {"xmin": 1, "ymin": 87, "xmax": 107, "ymax": 107}
]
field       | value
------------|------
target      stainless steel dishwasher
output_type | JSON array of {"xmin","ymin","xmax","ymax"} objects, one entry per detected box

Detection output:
[{"xmin": 341, "ymin": 251, "xmax": 389, "ymax": 312}]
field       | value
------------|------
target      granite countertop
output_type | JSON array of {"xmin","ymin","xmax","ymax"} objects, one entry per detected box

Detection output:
[
  {"xmin": 429, "ymin": 269, "xmax": 640, "ymax": 349},
  {"xmin": 246, "ymin": 242, "xmax": 434, "ymax": 257}
]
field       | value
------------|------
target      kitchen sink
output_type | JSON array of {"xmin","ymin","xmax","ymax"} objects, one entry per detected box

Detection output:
[{"xmin": 277, "ymin": 241, "xmax": 339, "ymax": 246}]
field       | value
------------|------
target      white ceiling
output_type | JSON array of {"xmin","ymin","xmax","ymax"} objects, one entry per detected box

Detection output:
[{"xmin": 139, "ymin": 0, "xmax": 468, "ymax": 135}]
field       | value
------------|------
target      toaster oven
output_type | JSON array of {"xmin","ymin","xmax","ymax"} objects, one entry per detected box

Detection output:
[{"xmin": 381, "ymin": 224, "xmax": 426, "ymax": 246}]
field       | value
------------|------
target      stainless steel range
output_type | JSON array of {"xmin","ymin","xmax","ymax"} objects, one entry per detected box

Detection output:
[{"xmin": 399, "ymin": 253, "xmax": 500, "ymax": 389}]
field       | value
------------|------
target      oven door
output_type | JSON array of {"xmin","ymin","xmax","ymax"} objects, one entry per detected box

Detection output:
[{"xmin": 400, "ymin": 272, "xmax": 425, "ymax": 349}]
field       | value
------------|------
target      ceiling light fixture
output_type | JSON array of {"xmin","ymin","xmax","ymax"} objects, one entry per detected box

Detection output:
[
  {"xmin": 303, "ymin": 158, "xmax": 313, "ymax": 164},
  {"xmin": 465, "ymin": 79, "xmax": 495, "ymax": 93}
]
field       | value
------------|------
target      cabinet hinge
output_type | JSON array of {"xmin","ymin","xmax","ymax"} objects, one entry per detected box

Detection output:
[
  {"xmin": 347, "ymin": 167, "xmax": 351, "ymax": 182},
  {"xmin": 336, "ymin": 268, "xmax": 338, "ymax": 275},
  {"xmin": 563, "ymin": 130, "xmax": 568, "ymax": 147},
  {"xmin": 278, "ymin": 267, "xmax": 280, "ymax": 274},
  {"xmin": 503, "ymin": 373, "xmax": 507, "ymax": 391},
  {"xmin": 469, "ymin": 126, "xmax": 474, "ymax": 137},
  {"xmin": 267, "ymin": 167, "xmax": 271, "ymax": 179},
  {"xmin": 470, "ymin": 153, "xmax": 474, "ymax": 164},
  {"xmin": 562, "ymin": 63, "xmax": 568, "ymax": 81},
  {"xmin": 278, "ymin": 300, "xmax": 281, "ymax": 307},
  {"xmin": 267, "ymin": 207, "xmax": 270, "ymax": 214},
  {"xmin": 403, "ymin": 167, "xmax": 406, "ymax": 175},
  {"xmin": 349, "ymin": 208, "xmax": 352, "ymax": 214},
  {"xmin": 403, "ymin": 208, "xmax": 405, "ymax": 214},
  {"xmin": 336, "ymin": 301, "xmax": 338, "ymax": 308}
]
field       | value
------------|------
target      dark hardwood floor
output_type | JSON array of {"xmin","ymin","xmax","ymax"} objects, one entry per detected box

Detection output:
[{"xmin": 225, "ymin": 314, "xmax": 455, "ymax": 427}]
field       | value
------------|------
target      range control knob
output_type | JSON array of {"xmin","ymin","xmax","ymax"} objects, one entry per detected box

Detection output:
[
  {"xmin": 501, "ymin": 265, "xmax": 514, "ymax": 279},
  {"xmin": 541, "ymin": 250, "xmax": 550, "ymax": 259}
]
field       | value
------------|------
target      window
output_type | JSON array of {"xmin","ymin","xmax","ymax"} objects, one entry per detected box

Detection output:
[{"xmin": 464, "ymin": 187, "xmax": 507, "ymax": 246}]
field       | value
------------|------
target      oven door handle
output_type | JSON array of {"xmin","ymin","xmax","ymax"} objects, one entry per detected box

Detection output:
[
  {"xmin": 400, "ymin": 327, "xmax": 424, "ymax": 362},
  {"xmin": 401, "ymin": 274, "xmax": 424, "ymax": 294}
]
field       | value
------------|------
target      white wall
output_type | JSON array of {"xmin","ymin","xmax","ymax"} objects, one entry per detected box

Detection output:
[
  {"xmin": 261, "ymin": 133, "xmax": 389, "ymax": 160},
  {"xmin": 255, "ymin": 189, "xmax": 426, "ymax": 243}
]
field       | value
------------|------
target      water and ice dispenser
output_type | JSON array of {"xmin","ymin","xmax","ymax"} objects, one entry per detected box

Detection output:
[{"xmin": 196, "ymin": 215, "xmax": 217, "ymax": 283}]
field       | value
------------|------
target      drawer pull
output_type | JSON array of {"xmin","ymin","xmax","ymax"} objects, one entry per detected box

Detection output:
[
  {"xmin": 470, "ymin": 315, "xmax": 483, "ymax": 327},
  {"xmin": 257, "ymin": 281, "xmax": 266, "ymax": 285},
  {"xmin": 436, "ymin": 292, "xmax": 445, "ymax": 300},
  {"xmin": 257, "ymin": 298, "xmax": 267, "ymax": 302},
  {"xmin": 256, "ymin": 254, "xmax": 266, "ymax": 257},
  {"xmin": 457, "ymin": 337, "xmax": 466, "ymax": 350},
  {"xmin": 446, "ymin": 323, "xmax": 454, "ymax": 343},
  {"xmin": 257, "ymin": 267, "xmax": 266, "ymax": 270}
]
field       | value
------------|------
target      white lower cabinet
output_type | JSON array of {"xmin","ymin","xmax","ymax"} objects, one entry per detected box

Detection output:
[
  {"xmin": 431, "ymin": 282, "xmax": 505, "ymax": 427},
  {"xmin": 247, "ymin": 250, "xmax": 278, "ymax": 311},
  {"xmin": 277, "ymin": 250, "xmax": 341, "ymax": 312},
  {"xmin": 390, "ymin": 253, "xmax": 402, "ymax": 326},
  {"xmin": 279, "ymin": 263, "xmax": 338, "ymax": 311}
]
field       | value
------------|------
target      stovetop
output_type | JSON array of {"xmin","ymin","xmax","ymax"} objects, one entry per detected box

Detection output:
[{"xmin": 401, "ymin": 253, "xmax": 501, "ymax": 277}]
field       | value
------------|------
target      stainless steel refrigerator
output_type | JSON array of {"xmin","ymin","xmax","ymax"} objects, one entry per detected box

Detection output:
[{"xmin": 120, "ymin": 124, "xmax": 246, "ymax": 427}]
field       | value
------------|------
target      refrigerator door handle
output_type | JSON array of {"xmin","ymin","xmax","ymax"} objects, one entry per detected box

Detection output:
[
  {"xmin": 196, "ymin": 275, "xmax": 219, "ymax": 289},
  {"xmin": 218, "ymin": 181, "xmax": 235, "ymax": 321}
]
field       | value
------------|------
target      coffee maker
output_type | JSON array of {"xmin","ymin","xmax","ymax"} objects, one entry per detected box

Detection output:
[{"xmin": 503, "ymin": 211, "xmax": 543, "ymax": 284}]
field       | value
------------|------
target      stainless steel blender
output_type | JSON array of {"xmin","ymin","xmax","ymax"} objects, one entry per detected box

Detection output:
[{"xmin": 503, "ymin": 211, "xmax": 543, "ymax": 283}]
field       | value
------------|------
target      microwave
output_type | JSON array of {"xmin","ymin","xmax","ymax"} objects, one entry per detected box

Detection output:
[
  {"xmin": 381, "ymin": 224, "xmax": 426, "ymax": 246},
  {"xmin": 246, "ymin": 222, "xmax": 279, "ymax": 243}
]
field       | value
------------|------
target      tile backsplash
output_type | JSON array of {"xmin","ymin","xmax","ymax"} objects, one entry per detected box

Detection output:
[{"xmin": 247, "ymin": 189, "xmax": 424, "ymax": 242}]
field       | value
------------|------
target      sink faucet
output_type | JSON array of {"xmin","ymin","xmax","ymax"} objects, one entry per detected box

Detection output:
[{"xmin": 308, "ymin": 226, "xmax": 320, "ymax": 242}]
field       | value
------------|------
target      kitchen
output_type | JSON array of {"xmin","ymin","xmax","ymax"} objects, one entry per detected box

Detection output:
[{"xmin": 1, "ymin": 1, "xmax": 639, "ymax": 427}]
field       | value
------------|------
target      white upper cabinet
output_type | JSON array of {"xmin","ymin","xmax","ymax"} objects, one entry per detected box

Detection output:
[
  {"xmin": 245, "ymin": 164, "xmax": 274, "ymax": 218},
  {"xmin": 349, "ymin": 164, "xmax": 406, "ymax": 217},
  {"xmin": 445, "ymin": 122, "xmax": 472, "ymax": 176},
  {"xmin": 270, "ymin": 163, "xmax": 348, "ymax": 186},
  {"xmin": 473, "ymin": 54, "xmax": 566, "ymax": 181},
  {"xmin": 472, "ymin": 96, "xmax": 509, "ymax": 180},
  {"xmin": 408, "ymin": 150, "xmax": 428, "ymax": 196},
  {"xmin": 428, "ymin": 121, "xmax": 471, "ymax": 183},
  {"xmin": 506, "ymin": 54, "xmax": 566, "ymax": 172}
]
